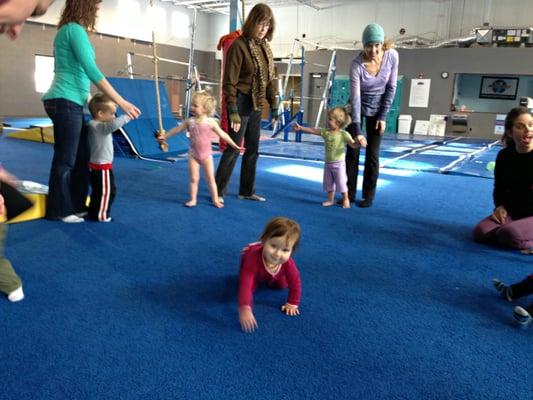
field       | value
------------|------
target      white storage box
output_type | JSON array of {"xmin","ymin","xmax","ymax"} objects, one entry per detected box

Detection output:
[{"xmin": 398, "ymin": 115, "xmax": 412, "ymax": 134}]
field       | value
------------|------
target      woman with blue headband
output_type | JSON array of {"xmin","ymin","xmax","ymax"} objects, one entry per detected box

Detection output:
[{"xmin": 345, "ymin": 23, "xmax": 398, "ymax": 208}]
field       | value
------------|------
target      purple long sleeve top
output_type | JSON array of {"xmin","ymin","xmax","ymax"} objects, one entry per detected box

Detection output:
[{"xmin": 349, "ymin": 48, "xmax": 399, "ymax": 135}]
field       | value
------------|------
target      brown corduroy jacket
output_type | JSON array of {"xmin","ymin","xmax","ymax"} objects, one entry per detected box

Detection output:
[{"xmin": 222, "ymin": 36, "xmax": 277, "ymax": 111}]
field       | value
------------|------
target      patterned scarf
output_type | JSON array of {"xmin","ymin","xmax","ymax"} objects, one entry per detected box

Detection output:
[{"xmin": 247, "ymin": 37, "xmax": 274, "ymax": 111}]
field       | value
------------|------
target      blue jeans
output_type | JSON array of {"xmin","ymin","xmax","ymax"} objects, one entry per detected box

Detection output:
[{"xmin": 43, "ymin": 98, "xmax": 90, "ymax": 219}]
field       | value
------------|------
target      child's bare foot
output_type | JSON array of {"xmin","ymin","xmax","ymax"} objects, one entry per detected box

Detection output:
[
  {"xmin": 184, "ymin": 200, "xmax": 197, "ymax": 208},
  {"xmin": 322, "ymin": 201, "xmax": 334, "ymax": 207},
  {"xmin": 213, "ymin": 200, "xmax": 224, "ymax": 208},
  {"xmin": 342, "ymin": 199, "xmax": 350, "ymax": 208}
]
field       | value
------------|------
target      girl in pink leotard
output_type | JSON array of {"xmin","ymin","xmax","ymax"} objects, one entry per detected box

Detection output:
[{"xmin": 158, "ymin": 91, "xmax": 241, "ymax": 208}]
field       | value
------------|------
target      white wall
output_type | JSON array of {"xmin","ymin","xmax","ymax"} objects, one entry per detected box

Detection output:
[
  {"xmin": 25, "ymin": 0, "xmax": 532, "ymax": 56},
  {"xmin": 269, "ymin": 0, "xmax": 533, "ymax": 56},
  {"xmin": 28, "ymin": 0, "xmax": 227, "ymax": 52}
]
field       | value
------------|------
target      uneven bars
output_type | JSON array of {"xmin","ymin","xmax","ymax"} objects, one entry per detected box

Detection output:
[
  {"xmin": 295, "ymin": 38, "xmax": 355, "ymax": 51},
  {"xmin": 129, "ymin": 52, "xmax": 190, "ymax": 66}
]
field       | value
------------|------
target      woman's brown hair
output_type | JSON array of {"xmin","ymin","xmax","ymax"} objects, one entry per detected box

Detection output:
[
  {"xmin": 382, "ymin": 39, "xmax": 395, "ymax": 51},
  {"xmin": 259, "ymin": 217, "xmax": 301, "ymax": 250},
  {"xmin": 242, "ymin": 3, "xmax": 275, "ymax": 41},
  {"xmin": 58, "ymin": 0, "xmax": 101, "ymax": 31},
  {"xmin": 502, "ymin": 106, "xmax": 530, "ymax": 147}
]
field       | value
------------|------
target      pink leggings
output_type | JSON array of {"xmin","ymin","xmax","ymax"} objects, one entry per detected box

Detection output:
[{"xmin": 473, "ymin": 215, "xmax": 533, "ymax": 250}]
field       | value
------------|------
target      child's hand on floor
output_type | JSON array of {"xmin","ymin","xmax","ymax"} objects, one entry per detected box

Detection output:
[
  {"xmin": 239, "ymin": 306, "xmax": 258, "ymax": 332},
  {"xmin": 281, "ymin": 303, "xmax": 300, "ymax": 316}
]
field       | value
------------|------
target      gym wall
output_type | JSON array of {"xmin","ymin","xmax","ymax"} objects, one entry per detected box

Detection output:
[
  {"xmin": 302, "ymin": 47, "xmax": 533, "ymax": 139},
  {"xmin": 0, "ymin": 22, "xmax": 220, "ymax": 118}
]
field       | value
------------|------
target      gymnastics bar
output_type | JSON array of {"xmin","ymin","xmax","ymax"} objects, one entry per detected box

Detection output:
[
  {"xmin": 184, "ymin": 7, "xmax": 198, "ymax": 118},
  {"xmin": 439, "ymin": 139, "xmax": 500, "ymax": 173},
  {"xmin": 276, "ymin": 38, "xmax": 349, "ymax": 135},
  {"xmin": 380, "ymin": 137, "xmax": 463, "ymax": 168}
]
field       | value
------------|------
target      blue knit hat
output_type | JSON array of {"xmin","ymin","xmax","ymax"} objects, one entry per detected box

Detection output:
[{"xmin": 362, "ymin": 23, "xmax": 385, "ymax": 46}]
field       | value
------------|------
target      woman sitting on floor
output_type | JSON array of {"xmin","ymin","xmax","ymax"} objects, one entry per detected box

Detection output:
[{"xmin": 473, "ymin": 106, "xmax": 533, "ymax": 251}]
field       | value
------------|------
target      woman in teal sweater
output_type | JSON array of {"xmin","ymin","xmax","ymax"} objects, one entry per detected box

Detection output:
[{"xmin": 42, "ymin": 0, "xmax": 140, "ymax": 223}]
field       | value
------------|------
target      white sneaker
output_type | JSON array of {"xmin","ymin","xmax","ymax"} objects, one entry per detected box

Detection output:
[
  {"xmin": 238, "ymin": 194, "xmax": 266, "ymax": 202},
  {"xmin": 514, "ymin": 306, "xmax": 532, "ymax": 326},
  {"xmin": 8, "ymin": 286, "xmax": 24, "ymax": 302},
  {"xmin": 61, "ymin": 214, "xmax": 84, "ymax": 223}
]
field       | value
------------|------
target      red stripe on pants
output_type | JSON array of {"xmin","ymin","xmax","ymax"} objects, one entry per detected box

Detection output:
[{"xmin": 98, "ymin": 169, "xmax": 111, "ymax": 221}]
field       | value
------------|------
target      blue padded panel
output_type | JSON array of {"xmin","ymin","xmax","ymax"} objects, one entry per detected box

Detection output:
[{"xmin": 107, "ymin": 77, "xmax": 189, "ymax": 159}]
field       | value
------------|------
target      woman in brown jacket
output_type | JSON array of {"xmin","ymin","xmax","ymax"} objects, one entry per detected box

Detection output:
[{"xmin": 215, "ymin": 3, "xmax": 278, "ymax": 202}]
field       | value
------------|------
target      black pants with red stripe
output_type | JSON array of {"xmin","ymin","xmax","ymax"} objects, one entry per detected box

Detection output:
[{"xmin": 88, "ymin": 168, "xmax": 116, "ymax": 221}]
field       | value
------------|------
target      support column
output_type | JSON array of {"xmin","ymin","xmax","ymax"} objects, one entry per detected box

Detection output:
[{"xmin": 229, "ymin": 0, "xmax": 239, "ymax": 32}]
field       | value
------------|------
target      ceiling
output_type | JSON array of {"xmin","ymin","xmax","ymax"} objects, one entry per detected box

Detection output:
[{"xmin": 159, "ymin": 0, "xmax": 349, "ymax": 15}]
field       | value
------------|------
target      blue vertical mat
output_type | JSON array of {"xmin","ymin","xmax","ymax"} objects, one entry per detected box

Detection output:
[{"xmin": 107, "ymin": 77, "xmax": 189, "ymax": 160}]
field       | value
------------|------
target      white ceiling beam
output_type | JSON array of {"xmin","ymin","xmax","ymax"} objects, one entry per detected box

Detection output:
[
  {"xmin": 295, "ymin": 0, "xmax": 320, "ymax": 10},
  {"xmin": 172, "ymin": 0, "xmax": 225, "ymax": 5},
  {"xmin": 160, "ymin": 0, "xmax": 349, "ymax": 15},
  {"xmin": 204, "ymin": 2, "xmax": 230, "ymax": 9}
]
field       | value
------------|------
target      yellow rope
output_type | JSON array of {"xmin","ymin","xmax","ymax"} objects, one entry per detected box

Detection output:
[{"xmin": 151, "ymin": 0, "xmax": 168, "ymax": 152}]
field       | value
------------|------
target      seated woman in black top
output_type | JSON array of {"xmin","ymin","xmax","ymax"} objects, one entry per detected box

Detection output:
[{"xmin": 473, "ymin": 107, "xmax": 533, "ymax": 250}]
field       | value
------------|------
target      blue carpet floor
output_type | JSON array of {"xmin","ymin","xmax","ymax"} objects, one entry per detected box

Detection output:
[{"xmin": 0, "ymin": 135, "xmax": 531, "ymax": 400}]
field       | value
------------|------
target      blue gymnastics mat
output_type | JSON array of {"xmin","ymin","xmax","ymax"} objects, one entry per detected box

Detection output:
[
  {"xmin": 107, "ymin": 77, "xmax": 189, "ymax": 161},
  {"xmin": 260, "ymin": 133, "xmax": 501, "ymax": 179},
  {"xmin": 447, "ymin": 141, "xmax": 501, "ymax": 178},
  {"xmin": 2, "ymin": 117, "xmax": 52, "ymax": 128}
]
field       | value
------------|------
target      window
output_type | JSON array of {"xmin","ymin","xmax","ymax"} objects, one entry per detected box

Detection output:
[{"xmin": 34, "ymin": 55, "xmax": 54, "ymax": 93}]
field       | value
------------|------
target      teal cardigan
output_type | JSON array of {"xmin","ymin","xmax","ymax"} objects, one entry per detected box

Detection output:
[{"xmin": 42, "ymin": 23, "xmax": 105, "ymax": 106}]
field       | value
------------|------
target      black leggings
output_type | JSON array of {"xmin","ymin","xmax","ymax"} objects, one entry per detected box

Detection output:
[
  {"xmin": 215, "ymin": 94, "xmax": 262, "ymax": 197},
  {"xmin": 345, "ymin": 115, "xmax": 382, "ymax": 201}
]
